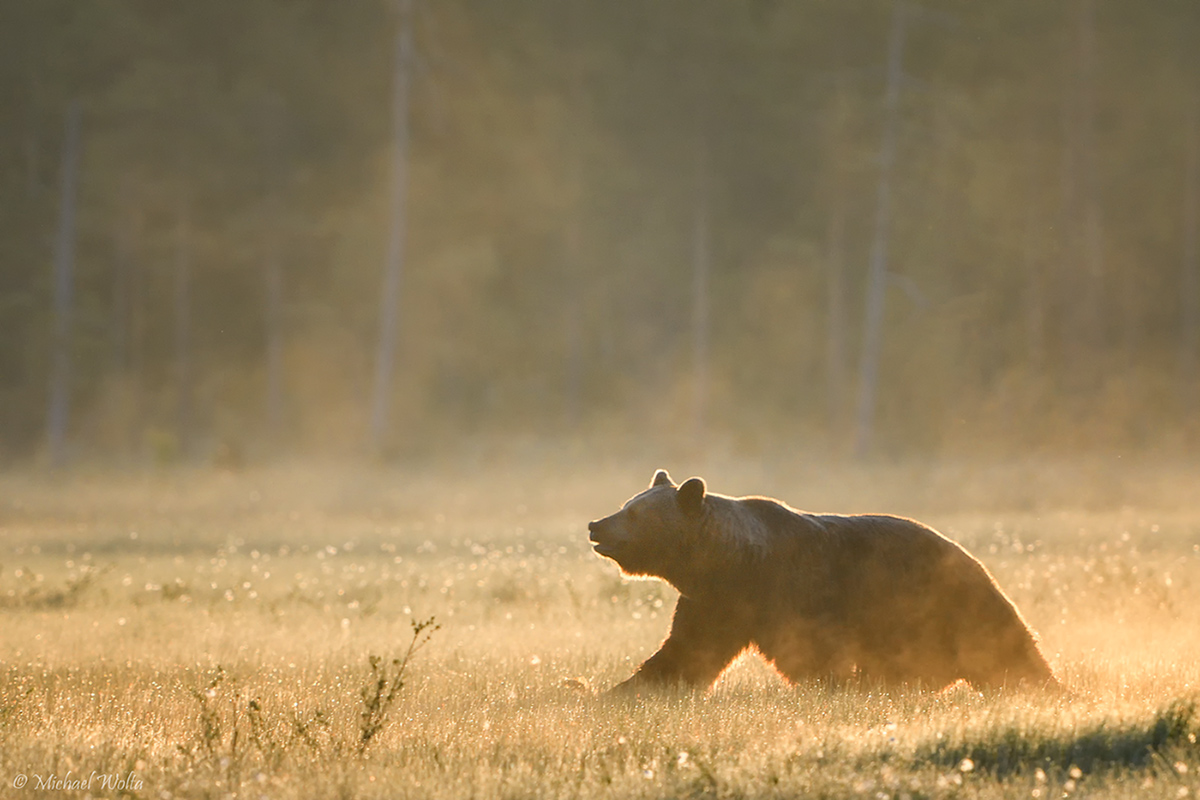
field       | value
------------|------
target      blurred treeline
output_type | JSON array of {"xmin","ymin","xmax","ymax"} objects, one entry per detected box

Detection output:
[{"xmin": 2, "ymin": 1, "xmax": 1199, "ymax": 464}]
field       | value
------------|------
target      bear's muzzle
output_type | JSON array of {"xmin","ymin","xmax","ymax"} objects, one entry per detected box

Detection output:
[{"xmin": 587, "ymin": 519, "xmax": 622, "ymax": 558}]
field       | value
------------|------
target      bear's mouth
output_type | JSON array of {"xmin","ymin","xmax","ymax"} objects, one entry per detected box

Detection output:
[{"xmin": 589, "ymin": 539, "xmax": 621, "ymax": 558}]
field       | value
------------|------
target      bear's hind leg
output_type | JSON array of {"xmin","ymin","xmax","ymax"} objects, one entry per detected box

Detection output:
[{"xmin": 956, "ymin": 622, "xmax": 1060, "ymax": 691}]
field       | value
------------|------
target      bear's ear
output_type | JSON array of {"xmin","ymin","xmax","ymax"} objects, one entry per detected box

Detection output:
[
  {"xmin": 677, "ymin": 477, "xmax": 706, "ymax": 517},
  {"xmin": 651, "ymin": 469, "xmax": 674, "ymax": 488}
]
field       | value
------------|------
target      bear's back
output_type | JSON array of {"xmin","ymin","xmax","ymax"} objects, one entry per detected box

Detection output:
[
  {"xmin": 730, "ymin": 498, "xmax": 996, "ymax": 610},
  {"xmin": 735, "ymin": 498, "xmax": 961, "ymax": 566}
]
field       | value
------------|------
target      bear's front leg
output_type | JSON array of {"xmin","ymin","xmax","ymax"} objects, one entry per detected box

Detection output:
[{"xmin": 611, "ymin": 596, "xmax": 749, "ymax": 693}]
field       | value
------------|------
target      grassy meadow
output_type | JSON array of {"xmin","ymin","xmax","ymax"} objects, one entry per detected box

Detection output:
[{"xmin": 2, "ymin": 456, "xmax": 1200, "ymax": 799}]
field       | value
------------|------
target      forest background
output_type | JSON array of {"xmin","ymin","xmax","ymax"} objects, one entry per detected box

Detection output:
[{"xmin": 3, "ymin": 0, "xmax": 1199, "ymax": 467}]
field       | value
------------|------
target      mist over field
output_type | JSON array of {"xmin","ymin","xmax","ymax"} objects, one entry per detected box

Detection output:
[{"xmin": 3, "ymin": 2, "xmax": 1200, "ymax": 798}]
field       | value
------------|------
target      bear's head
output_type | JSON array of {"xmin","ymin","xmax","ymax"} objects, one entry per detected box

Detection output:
[{"xmin": 587, "ymin": 469, "xmax": 707, "ymax": 584}]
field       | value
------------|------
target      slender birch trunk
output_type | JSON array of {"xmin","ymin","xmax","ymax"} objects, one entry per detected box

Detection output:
[
  {"xmin": 369, "ymin": 0, "xmax": 413, "ymax": 452},
  {"xmin": 173, "ymin": 200, "xmax": 193, "ymax": 459},
  {"xmin": 691, "ymin": 136, "xmax": 711, "ymax": 449},
  {"xmin": 852, "ymin": 0, "xmax": 905, "ymax": 457},
  {"xmin": 47, "ymin": 100, "xmax": 82, "ymax": 469}
]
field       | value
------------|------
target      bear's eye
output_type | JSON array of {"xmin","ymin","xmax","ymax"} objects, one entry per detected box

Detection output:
[{"xmin": 627, "ymin": 508, "xmax": 639, "ymax": 521}]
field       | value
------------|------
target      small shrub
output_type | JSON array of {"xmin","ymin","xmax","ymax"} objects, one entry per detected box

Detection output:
[
  {"xmin": 0, "ymin": 564, "xmax": 108, "ymax": 610},
  {"xmin": 358, "ymin": 616, "xmax": 440, "ymax": 756}
]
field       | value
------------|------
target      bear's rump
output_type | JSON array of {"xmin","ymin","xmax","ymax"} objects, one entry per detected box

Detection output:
[{"xmin": 750, "ymin": 541, "xmax": 1039, "ymax": 686}]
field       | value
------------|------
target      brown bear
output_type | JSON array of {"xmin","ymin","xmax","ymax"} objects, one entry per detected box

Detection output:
[{"xmin": 587, "ymin": 469, "xmax": 1058, "ymax": 693}]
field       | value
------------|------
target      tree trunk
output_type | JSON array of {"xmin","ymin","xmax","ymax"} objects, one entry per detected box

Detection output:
[
  {"xmin": 1024, "ymin": 131, "xmax": 1046, "ymax": 373},
  {"xmin": 824, "ymin": 83, "xmax": 850, "ymax": 438},
  {"xmin": 174, "ymin": 199, "xmax": 193, "ymax": 459},
  {"xmin": 262, "ymin": 93, "xmax": 286, "ymax": 445},
  {"xmin": 127, "ymin": 203, "xmax": 145, "ymax": 459},
  {"xmin": 852, "ymin": 0, "xmax": 905, "ymax": 458},
  {"xmin": 562, "ymin": 158, "xmax": 584, "ymax": 430},
  {"xmin": 111, "ymin": 195, "xmax": 131, "ymax": 374},
  {"xmin": 46, "ymin": 100, "xmax": 82, "ymax": 469},
  {"xmin": 561, "ymin": 0, "xmax": 585, "ymax": 431},
  {"xmin": 369, "ymin": 0, "xmax": 413, "ymax": 453},
  {"xmin": 825, "ymin": 179, "xmax": 848, "ymax": 436},
  {"xmin": 691, "ymin": 136, "xmax": 711, "ymax": 450},
  {"xmin": 109, "ymin": 180, "xmax": 140, "ymax": 461},
  {"xmin": 1182, "ymin": 91, "xmax": 1200, "ymax": 399},
  {"xmin": 264, "ymin": 221, "xmax": 284, "ymax": 442},
  {"xmin": 1078, "ymin": 0, "xmax": 1104, "ymax": 352}
]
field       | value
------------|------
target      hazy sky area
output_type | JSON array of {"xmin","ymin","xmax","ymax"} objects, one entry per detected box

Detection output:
[{"xmin": 2, "ymin": 1, "xmax": 1199, "ymax": 465}]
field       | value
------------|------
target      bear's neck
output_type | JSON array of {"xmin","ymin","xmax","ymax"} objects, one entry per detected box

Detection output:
[{"xmin": 661, "ymin": 503, "xmax": 761, "ymax": 599}]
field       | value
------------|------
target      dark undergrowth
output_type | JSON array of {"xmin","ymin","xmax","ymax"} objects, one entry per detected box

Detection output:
[{"xmin": 915, "ymin": 699, "xmax": 1199, "ymax": 779}]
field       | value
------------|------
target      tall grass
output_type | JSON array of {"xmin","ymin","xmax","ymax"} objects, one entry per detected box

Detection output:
[{"xmin": 1, "ymin": 460, "xmax": 1198, "ymax": 798}]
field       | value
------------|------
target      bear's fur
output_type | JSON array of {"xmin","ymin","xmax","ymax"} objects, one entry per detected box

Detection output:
[{"xmin": 587, "ymin": 469, "xmax": 1058, "ymax": 692}]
